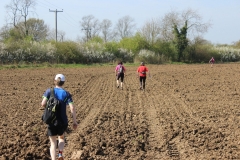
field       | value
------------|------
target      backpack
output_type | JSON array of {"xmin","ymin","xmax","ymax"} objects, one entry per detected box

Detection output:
[
  {"xmin": 42, "ymin": 88, "xmax": 60, "ymax": 125},
  {"xmin": 118, "ymin": 65, "xmax": 124, "ymax": 73}
]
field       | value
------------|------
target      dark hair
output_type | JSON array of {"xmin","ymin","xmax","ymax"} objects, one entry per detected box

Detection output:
[
  {"xmin": 54, "ymin": 77, "xmax": 65, "ymax": 86},
  {"xmin": 118, "ymin": 61, "xmax": 123, "ymax": 65}
]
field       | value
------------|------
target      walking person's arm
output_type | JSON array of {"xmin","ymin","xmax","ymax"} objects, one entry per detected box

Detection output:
[
  {"xmin": 41, "ymin": 97, "xmax": 47, "ymax": 109},
  {"xmin": 136, "ymin": 68, "xmax": 139, "ymax": 78},
  {"xmin": 69, "ymin": 103, "xmax": 78, "ymax": 130},
  {"xmin": 41, "ymin": 89, "xmax": 49, "ymax": 109}
]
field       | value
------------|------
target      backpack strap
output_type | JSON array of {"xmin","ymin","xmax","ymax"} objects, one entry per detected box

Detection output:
[
  {"xmin": 50, "ymin": 88, "xmax": 55, "ymax": 98},
  {"xmin": 50, "ymin": 87, "xmax": 69, "ymax": 102}
]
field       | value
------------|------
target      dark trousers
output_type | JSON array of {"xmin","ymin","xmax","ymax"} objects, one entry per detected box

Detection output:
[
  {"xmin": 139, "ymin": 76, "xmax": 146, "ymax": 89},
  {"xmin": 117, "ymin": 73, "xmax": 124, "ymax": 82}
]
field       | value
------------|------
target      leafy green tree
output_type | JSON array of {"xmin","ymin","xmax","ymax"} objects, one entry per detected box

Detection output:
[
  {"xmin": 152, "ymin": 40, "xmax": 176, "ymax": 62},
  {"xmin": 87, "ymin": 36, "xmax": 104, "ymax": 44},
  {"xmin": 54, "ymin": 41, "xmax": 83, "ymax": 63},
  {"xmin": 186, "ymin": 37, "xmax": 211, "ymax": 63},
  {"xmin": 133, "ymin": 33, "xmax": 150, "ymax": 52},
  {"xmin": 2, "ymin": 18, "xmax": 48, "ymax": 42},
  {"xmin": 173, "ymin": 21, "xmax": 188, "ymax": 62},
  {"xmin": 119, "ymin": 37, "xmax": 138, "ymax": 53},
  {"xmin": 119, "ymin": 33, "xmax": 149, "ymax": 54},
  {"xmin": 19, "ymin": 18, "xmax": 48, "ymax": 41},
  {"xmin": 5, "ymin": 27, "xmax": 24, "ymax": 42},
  {"xmin": 104, "ymin": 41, "xmax": 119, "ymax": 55}
]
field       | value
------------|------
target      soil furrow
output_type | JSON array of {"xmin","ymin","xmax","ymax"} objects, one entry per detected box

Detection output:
[{"xmin": 1, "ymin": 64, "xmax": 240, "ymax": 159}]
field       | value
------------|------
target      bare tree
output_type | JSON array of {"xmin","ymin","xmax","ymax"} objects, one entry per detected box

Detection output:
[
  {"xmin": 100, "ymin": 19, "xmax": 113, "ymax": 42},
  {"xmin": 192, "ymin": 36, "xmax": 211, "ymax": 46},
  {"xmin": 80, "ymin": 15, "xmax": 101, "ymax": 42},
  {"xmin": 114, "ymin": 15, "xmax": 136, "ymax": 40},
  {"xmin": 5, "ymin": 0, "xmax": 21, "ymax": 28},
  {"xmin": 161, "ymin": 10, "xmax": 180, "ymax": 41},
  {"xmin": 160, "ymin": 8, "xmax": 211, "ymax": 41},
  {"xmin": 139, "ymin": 18, "xmax": 161, "ymax": 45},
  {"xmin": 57, "ymin": 31, "xmax": 66, "ymax": 42},
  {"xmin": 19, "ymin": 0, "xmax": 36, "ymax": 36},
  {"xmin": 182, "ymin": 9, "xmax": 210, "ymax": 36},
  {"xmin": 47, "ymin": 29, "xmax": 65, "ymax": 42},
  {"xmin": 5, "ymin": 0, "xmax": 36, "ymax": 36}
]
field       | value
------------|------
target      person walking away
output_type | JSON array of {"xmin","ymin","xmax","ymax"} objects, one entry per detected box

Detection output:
[
  {"xmin": 137, "ymin": 62, "xmax": 150, "ymax": 91},
  {"xmin": 209, "ymin": 57, "xmax": 215, "ymax": 67},
  {"xmin": 41, "ymin": 74, "xmax": 78, "ymax": 160},
  {"xmin": 115, "ymin": 61, "xmax": 126, "ymax": 90}
]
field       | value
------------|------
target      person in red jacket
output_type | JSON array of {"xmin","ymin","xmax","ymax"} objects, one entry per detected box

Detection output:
[{"xmin": 137, "ymin": 62, "xmax": 150, "ymax": 91}]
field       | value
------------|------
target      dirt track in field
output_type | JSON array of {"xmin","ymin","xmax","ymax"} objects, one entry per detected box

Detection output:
[{"xmin": 1, "ymin": 63, "xmax": 240, "ymax": 160}]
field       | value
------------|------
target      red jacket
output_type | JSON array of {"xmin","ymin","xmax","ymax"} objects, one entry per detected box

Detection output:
[{"xmin": 137, "ymin": 66, "xmax": 148, "ymax": 77}]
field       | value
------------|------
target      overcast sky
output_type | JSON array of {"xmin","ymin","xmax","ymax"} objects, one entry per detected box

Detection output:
[{"xmin": 0, "ymin": 0, "xmax": 239, "ymax": 44}]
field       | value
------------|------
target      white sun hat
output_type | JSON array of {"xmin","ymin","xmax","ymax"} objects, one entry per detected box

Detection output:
[{"xmin": 55, "ymin": 74, "xmax": 65, "ymax": 81}]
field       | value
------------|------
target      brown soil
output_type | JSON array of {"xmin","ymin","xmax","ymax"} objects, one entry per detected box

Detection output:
[{"xmin": 1, "ymin": 63, "xmax": 240, "ymax": 160}]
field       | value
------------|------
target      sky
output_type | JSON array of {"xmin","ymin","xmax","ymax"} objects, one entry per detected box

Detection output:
[{"xmin": 0, "ymin": 0, "xmax": 239, "ymax": 44}]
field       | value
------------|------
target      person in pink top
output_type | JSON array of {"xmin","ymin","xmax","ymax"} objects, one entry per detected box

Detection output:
[
  {"xmin": 137, "ymin": 62, "xmax": 150, "ymax": 91},
  {"xmin": 209, "ymin": 57, "xmax": 215, "ymax": 67},
  {"xmin": 115, "ymin": 61, "xmax": 126, "ymax": 89}
]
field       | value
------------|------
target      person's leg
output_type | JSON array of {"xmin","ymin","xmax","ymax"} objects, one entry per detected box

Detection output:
[
  {"xmin": 56, "ymin": 124, "xmax": 68, "ymax": 159},
  {"xmin": 139, "ymin": 77, "xmax": 143, "ymax": 89},
  {"xmin": 49, "ymin": 136, "xmax": 57, "ymax": 160},
  {"xmin": 48, "ymin": 125, "xmax": 58, "ymax": 160},
  {"xmin": 120, "ymin": 74, "xmax": 124, "ymax": 89},
  {"xmin": 142, "ymin": 77, "xmax": 146, "ymax": 90},
  {"xmin": 117, "ymin": 74, "xmax": 120, "ymax": 87},
  {"xmin": 58, "ymin": 134, "xmax": 65, "ymax": 159},
  {"xmin": 117, "ymin": 80, "xmax": 119, "ymax": 87},
  {"xmin": 210, "ymin": 62, "xmax": 213, "ymax": 67}
]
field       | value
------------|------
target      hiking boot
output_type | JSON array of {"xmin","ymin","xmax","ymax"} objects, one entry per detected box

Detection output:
[
  {"xmin": 58, "ymin": 153, "xmax": 64, "ymax": 160},
  {"xmin": 139, "ymin": 87, "xmax": 142, "ymax": 90}
]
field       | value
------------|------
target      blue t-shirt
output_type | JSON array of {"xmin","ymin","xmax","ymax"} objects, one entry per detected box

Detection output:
[{"xmin": 43, "ymin": 87, "xmax": 73, "ymax": 124}]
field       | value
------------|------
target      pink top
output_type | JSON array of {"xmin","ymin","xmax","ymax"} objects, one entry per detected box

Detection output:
[
  {"xmin": 115, "ymin": 65, "xmax": 126, "ymax": 72},
  {"xmin": 210, "ymin": 57, "xmax": 215, "ymax": 63}
]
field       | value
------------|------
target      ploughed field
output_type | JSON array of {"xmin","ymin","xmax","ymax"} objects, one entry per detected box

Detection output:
[{"xmin": 1, "ymin": 64, "xmax": 240, "ymax": 160}]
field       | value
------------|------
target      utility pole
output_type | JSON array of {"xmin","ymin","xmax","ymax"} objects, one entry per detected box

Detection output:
[{"xmin": 49, "ymin": 9, "xmax": 63, "ymax": 42}]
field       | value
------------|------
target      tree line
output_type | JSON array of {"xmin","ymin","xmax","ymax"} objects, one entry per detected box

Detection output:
[{"xmin": 0, "ymin": 0, "xmax": 240, "ymax": 65}]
